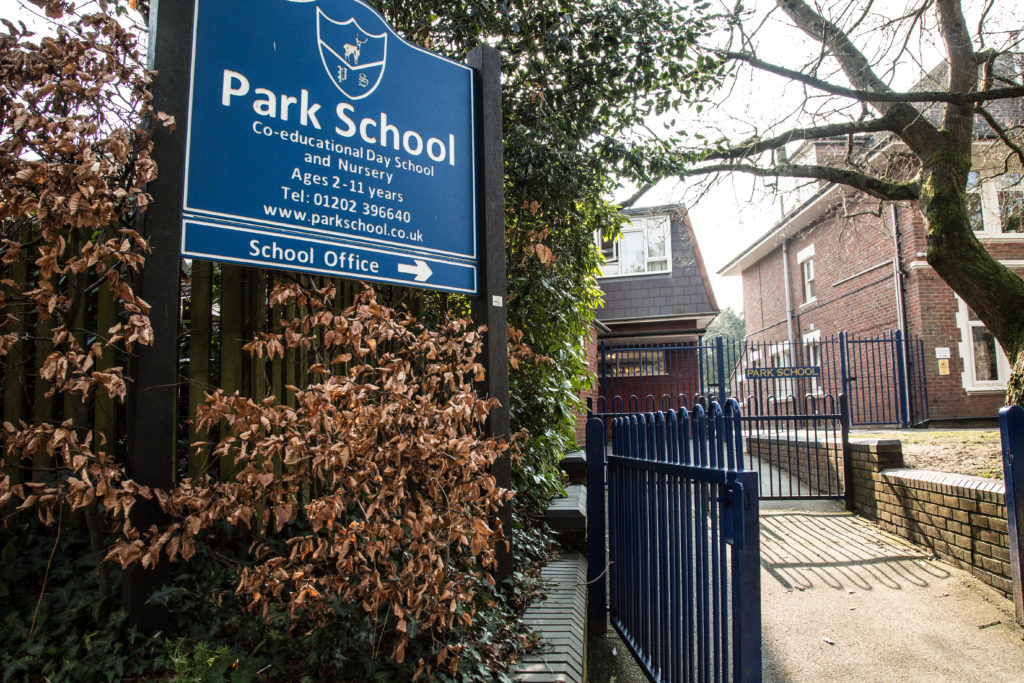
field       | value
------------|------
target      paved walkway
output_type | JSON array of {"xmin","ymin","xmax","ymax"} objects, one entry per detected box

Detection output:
[{"xmin": 762, "ymin": 500, "xmax": 1024, "ymax": 682}]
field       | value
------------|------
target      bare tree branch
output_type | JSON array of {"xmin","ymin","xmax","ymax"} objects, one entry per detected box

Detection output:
[
  {"xmin": 720, "ymin": 52, "xmax": 1024, "ymax": 105},
  {"xmin": 682, "ymin": 161, "xmax": 920, "ymax": 201},
  {"xmin": 702, "ymin": 117, "xmax": 894, "ymax": 162},
  {"xmin": 775, "ymin": 0, "xmax": 943, "ymax": 154},
  {"xmin": 976, "ymin": 106, "xmax": 1024, "ymax": 168},
  {"xmin": 620, "ymin": 183, "xmax": 655, "ymax": 209}
]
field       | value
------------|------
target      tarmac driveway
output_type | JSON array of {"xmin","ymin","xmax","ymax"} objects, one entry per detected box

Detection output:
[{"xmin": 762, "ymin": 500, "xmax": 1024, "ymax": 682}]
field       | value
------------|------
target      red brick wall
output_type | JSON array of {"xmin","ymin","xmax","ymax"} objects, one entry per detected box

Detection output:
[
  {"xmin": 596, "ymin": 348, "xmax": 702, "ymax": 410},
  {"xmin": 740, "ymin": 195, "xmax": 1024, "ymax": 420},
  {"xmin": 573, "ymin": 323, "xmax": 600, "ymax": 447},
  {"xmin": 743, "ymin": 196, "xmax": 901, "ymax": 344}
]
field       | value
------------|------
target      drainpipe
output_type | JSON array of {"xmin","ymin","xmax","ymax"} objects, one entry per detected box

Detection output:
[
  {"xmin": 782, "ymin": 240, "xmax": 796, "ymax": 353},
  {"xmin": 889, "ymin": 203, "xmax": 913, "ymax": 423}
]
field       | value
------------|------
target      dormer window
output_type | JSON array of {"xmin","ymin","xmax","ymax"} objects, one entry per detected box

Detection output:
[{"xmin": 597, "ymin": 215, "xmax": 672, "ymax": 278}]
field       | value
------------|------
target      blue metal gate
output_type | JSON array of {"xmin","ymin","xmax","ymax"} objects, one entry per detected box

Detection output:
[
  {"xmin": 595, "ymin": 330, "xmax": 929, "ymax": 428},
  {"xmin": 586, "ymin": 400, "xmax": 761, "ymax": 682}
]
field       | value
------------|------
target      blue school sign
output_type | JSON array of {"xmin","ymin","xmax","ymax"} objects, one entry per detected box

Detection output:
[{"xmin": 180, "ymin": 0, "xmax": 478, "ymax": 293}]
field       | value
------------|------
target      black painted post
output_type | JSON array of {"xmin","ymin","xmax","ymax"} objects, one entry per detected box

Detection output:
[
  {"xmin": 732, "ymin": 469, "xmax": 762, "ymax": 681},
  {"xmin": 586, "ymin": 417, "xmax": 607, "ymax": 635},
  {"xmin": 467, "ymin": 45, "xmax": 512, "ymax": 583},
  {"xmin": 123, "ymin": 0, "xmax": 194, "ymax": 630},
  {"xmin": 999, "ymin": 405, "xmax": 1024, "ymax": 624}
]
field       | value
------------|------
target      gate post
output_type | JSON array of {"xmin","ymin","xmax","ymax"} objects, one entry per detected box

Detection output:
[
  {"xmin": 840, "ymin": 394, "xmax": 855, "ymax": 512},
  {"xmin": 839, "ymin": 331, "xmax": 850, "ymax": 401},
  {"xmin": 599, "ymin": 339, "xmax": 608, "ymax": 413},
  {"xmin": 586, "ymin": 416, "xmax": 607, "ymax": 635},
  {"xmin": 733, "ymin": 470, "xmax": 762, "ymax": 682},
  {"xmin": 999, "ymin": 405, "xmax": 1024, "ymax": 624},
  {"xmin": 716, "ymin": 336, "xmax": 727, "ymax": 407}
]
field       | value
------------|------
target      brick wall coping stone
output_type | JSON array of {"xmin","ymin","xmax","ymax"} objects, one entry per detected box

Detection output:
[
  {"xmin": 880, "ymin": 467, "xmax": 1006, "ymax": 501},
  {"xmin": 850, "ymin": 438, "xmax": 902, "ymax": 451}
]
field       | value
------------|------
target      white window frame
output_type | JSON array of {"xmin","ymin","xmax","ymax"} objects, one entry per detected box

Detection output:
[
  {"xmin": 954, "ymin": 295, "xmax": 1010, "ymax": 392},
  {"xmin": 737, "ymin": 349, "xmax": 761, "ymax": 384},
  {"xmin": 968, "ymin": 165, "xmax": 1024, "ymax": 238},
  {"xmin": 797, "ymin": 244, "xmax": 816, "ymax": 305},
  {"xmin": 802, "ymin": 329, "xmax": 823, "ymax": 396},
  {"xmin": 596, "ymin": 215, "xmax": 673, "ymax": 278}
]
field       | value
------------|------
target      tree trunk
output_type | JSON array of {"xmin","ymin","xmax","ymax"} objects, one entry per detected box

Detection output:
[
  {"xmin": 918, "ymin": 148, "xmax": 1024, "ymax": 408},
  {"xmin": 1009, "ymin": 352, "xmax": 1024, "ymax": 408}
]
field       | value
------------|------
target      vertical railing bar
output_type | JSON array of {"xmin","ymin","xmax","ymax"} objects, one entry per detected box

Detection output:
[
  {"xmin": 643, "ymin": 411, "xmax": 651, "ymax": 667},
  {"xmin": 655, "ymin": 412, "xmax": 668, "ymax": 680}
]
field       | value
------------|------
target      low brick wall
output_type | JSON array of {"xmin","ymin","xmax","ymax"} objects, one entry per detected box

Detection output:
[
  {"xmin": 849, "ymin": 439, "xmax": 1012, "ymax": 596},
  {"xmin": 746, "ymin": 435, "xmax": 844, "ymax": 497}
]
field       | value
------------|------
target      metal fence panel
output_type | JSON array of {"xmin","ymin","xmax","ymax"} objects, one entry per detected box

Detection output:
[
  {"xmin": 588, "ymin": 400, "xmax": 761, "ymax": 682},
  {"xmin": 595, "ymin": 331, "xmax": 929, "ymax": 428}
]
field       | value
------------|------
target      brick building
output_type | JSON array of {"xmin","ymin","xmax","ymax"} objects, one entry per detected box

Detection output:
[
  {"xmin": 575, "ymin": 204, "xmax": 719, "ymax": 442},
  {"xmin": 718, "ymin": 136, "xmax": 1024, "ymax": 421}
]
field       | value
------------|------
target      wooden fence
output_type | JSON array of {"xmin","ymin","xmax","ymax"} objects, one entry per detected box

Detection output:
[{"xmin": 1, "ymin": 249, "xmax": 428, "ymax": 485}]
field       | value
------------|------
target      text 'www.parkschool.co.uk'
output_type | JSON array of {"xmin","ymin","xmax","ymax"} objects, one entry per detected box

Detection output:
[{"xmin": 262, "ymin": 204, "xmax": 424, "ymax": 243}]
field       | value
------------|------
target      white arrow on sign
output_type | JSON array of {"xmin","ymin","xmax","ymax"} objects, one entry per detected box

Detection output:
[{"xmin": 397, "ymin": 259, "xmax": 433, "ymax": 282}]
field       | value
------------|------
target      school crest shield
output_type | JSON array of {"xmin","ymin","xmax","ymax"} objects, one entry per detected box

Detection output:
[{"xmin": 317, "ymin": 7, "xmax": 387, "ymax": 100}]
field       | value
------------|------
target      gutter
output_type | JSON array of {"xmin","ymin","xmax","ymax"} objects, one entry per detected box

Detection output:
[
  {"xmin": 889, "ymin": 203, "xmax": 913, "ymax": 425},
  {"xmin": 597, "ymin": 328, "xmax": 708, "ymax": 340}
]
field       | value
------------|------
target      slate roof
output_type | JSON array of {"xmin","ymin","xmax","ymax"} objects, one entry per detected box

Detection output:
[
  {"xmin": 914, "ymin": 53, "xmax": 1024, "ymax": 137},
  {"xmin": 597, "ymin": 204, "xmax": 718, "ymax": 323}
]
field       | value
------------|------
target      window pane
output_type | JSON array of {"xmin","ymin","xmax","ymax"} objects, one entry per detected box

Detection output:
[
  {"xmin": 998, "ymin": 172, "xmax": 1024, "ymax": 233},
  {"xmin": 966, "ymin": 170, "xmax": 982, "ymax": 192},
  {"xmin": 966, "ymin": 171, "xmax": 984, "ymax": 231},
  {"xmin": 607, "ymin": 350, "xmax": 665, "ymax": 377},
  {"xmin": 600, "ymin": 235, "xmax": 616, "ymax": 260},
  {"xmin": 968, "ymin": 194, "xmax": 984, "ymax": 231},
  {"xmin": 647, "ymin": 218, "xmax": 669, "ymax": 258},
  {"xmin": 647, "ymin": 259, "xmax": 668, "ymax": 272},
  {"xmin": 971, "ymin": 326, "xmax": 999, "ymax": 381},
  {"xmin": 803, "ymin": 260, "xmax": 815, "ymax": 300},
  {"xmin": 620, "ymin": 231, "xmax": 645, "ymax": 273}
]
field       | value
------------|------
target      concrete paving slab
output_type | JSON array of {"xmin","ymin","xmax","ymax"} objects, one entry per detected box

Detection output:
[{"xmin": 762, "ymin": 500, "xmax": 1024, "ymax": 682}]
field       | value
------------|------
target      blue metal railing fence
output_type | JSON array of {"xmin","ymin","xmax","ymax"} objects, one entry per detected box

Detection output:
[
  {"xmin": 587, "ymin": 400, "xmax": 761, "ymax": 682},
  {"xmin": 738, "ymin": 394, "xmax": 853, "ymax": 504}
]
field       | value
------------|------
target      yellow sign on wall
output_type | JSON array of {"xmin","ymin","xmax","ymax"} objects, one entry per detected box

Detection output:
[{"xmin": 938, "ymin": 358, "xmax": 950, "ymax": 376}]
